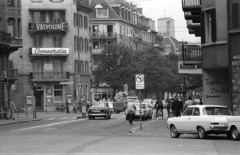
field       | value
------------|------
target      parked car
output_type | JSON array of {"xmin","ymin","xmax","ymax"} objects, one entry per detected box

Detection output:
[
  {"xmin": 134, "ymin": 102, "xmax": 148, "ymax": 121},
  {"xmin": 167, "ymin": 105, "xmax": 233, "ymax": 139},
  {"xmin": 227, "ymin": 116, "xmax": 240, "ymax": 140},
  {"xmin": 88, "ymin": 102, "xmax": 111, "ymax": 120},
  {"xmin": 142, "ymin": 100, "xmax": 153, "ymax": 119}
]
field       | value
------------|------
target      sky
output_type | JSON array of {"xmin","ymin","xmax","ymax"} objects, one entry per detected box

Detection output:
[{"xmin": 127, "ymin": 0, "xmax": 201, "ymax": 43}]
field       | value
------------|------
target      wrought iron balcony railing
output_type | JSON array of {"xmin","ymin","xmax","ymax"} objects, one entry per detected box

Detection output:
[
  {"xmin": 182, "ymin": 0, "xmax": 201, "ymax": 7},
  {"xmin": 0, "ymin": 69, "xmax": 18, "ymax": 79},
  {"xmin": 91, "ymin": 32, "xmax": 118, "ymax": 38},
  {"xmin": 182, "ymin": 44, "xmax": 202, "ymax": 62},
  {"xmin": 30, "ymin": 72, "xmax": 70, "ymax": 80},
  {"xmin": 10, "ymin": 37, "xmax": 23, "ymax": 48},
  {"xmin": 0, "ymin": 31, "xmax": 11, "ymax": 45}
]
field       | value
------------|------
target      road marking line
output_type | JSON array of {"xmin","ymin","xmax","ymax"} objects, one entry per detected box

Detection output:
[
  {"xmin": 47, "ymin": 118, "xmax": 56, "ymax": 120},
  {"xmin": 130, "ymin": 120, "xmax": 156, "ymax": 131},
  {"xmin": 14, "ymin": 119, "xmax": 86, "ymax": 132},
  {"xmin": 59, "ymin": 117, "xmax": 68, "ymax": 120},
  {"xmin": 42, "ymin": 128, "xmax": 57, "ymax": 131}
]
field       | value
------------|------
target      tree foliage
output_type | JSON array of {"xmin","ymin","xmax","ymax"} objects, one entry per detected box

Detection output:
[{"xmin": 93, "ymin": 45, "xmax": 181, "ymax": 94}]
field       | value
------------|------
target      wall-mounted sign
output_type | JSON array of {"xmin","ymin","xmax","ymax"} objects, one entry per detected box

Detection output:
[
  {"xmin": 31, "ymin": 48, "xmax": 69, "ymax": 55},
  {"xmin": 26, "ymin": 96, "xmax": 33, "ymax": 105},
  {"xmin": 178, "ymin": 61, "xmax": 202, "ymax": 74},
  {"xmin": 44, "ymin": 64, "xmax": 53, "ymax": 70},
  {"xmin": 29, "ymin": 23, "xmax": 68, "ymax": 32}
]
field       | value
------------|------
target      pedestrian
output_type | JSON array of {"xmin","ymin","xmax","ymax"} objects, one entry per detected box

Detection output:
[
  {"xmin": 9, "ymin": 100, "xmax": 16, "ymax": 120},
  {"xmin": 183, "ymin": 97, "xmax": 195, "ymax": 111},
  {"xmin": 126, "ymin": 102, "xmax": 136, "ymax": 125},
  {"xmin": 199, "ymin": 99, "xmax": 203, "ymax": 105},
  {"xmin": 170, "ymin": 95, "xmax": 182, "ymax": 117},
  {"xmin": 155, "ymin": 98, "xmax": 163, "ymax": 119},
  {"xmin": 165, "ymin": 98, "xmax": 171, "ymax": 118},
  {"xmin": 66, "ymin": 99, "xmax": 70, "ymax": 113}
]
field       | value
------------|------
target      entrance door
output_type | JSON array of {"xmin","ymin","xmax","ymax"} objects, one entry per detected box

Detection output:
[{"xmin": 35, "ymin": 91, "xmax": 43, "ymax": 110}]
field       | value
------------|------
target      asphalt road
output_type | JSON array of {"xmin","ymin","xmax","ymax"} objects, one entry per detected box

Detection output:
[{"xmin": 0, "ymin": 113, "xmax": 239, "ymax": 155}]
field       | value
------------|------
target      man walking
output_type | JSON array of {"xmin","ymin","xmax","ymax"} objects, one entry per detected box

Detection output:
[
  {"xmin": 170, "ymin": 95, "xmax": 182, "ymax": 117},
  {"xmin": 126, "ymin": 102, "xmax": 136, "ymax": 125},
  {"xmin": 9, "ymin": 100, "xmax": 16, "ymax": 120},
  {"xmin": 155, "ymin": 99, "xmax": 163, "ymax": 119}
]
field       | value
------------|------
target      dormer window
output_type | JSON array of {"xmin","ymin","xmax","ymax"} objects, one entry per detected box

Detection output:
[{"xmin": 95, "ymin": 4, "xmax": 108, "ymax": 18}]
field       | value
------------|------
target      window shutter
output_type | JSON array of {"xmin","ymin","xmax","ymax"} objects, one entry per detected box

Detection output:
[
  {"xmin": 210, "ymin": 9, "xmax": 216, "ymax": 42},
  {"xmin": 200, "ymin": 11, "xmax": 205, "ymax": 44},
  {"xmin": 232, "ymin": 3, "xmax": 239, "ymax": 29}
]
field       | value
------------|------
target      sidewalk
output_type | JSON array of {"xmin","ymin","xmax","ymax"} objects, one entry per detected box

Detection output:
[{"xmin": 0, "ymin": 111, "xmax": 85, "ymax": 126}]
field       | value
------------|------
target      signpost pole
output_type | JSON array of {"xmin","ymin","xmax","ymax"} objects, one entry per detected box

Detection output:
[
  {"xmin": 135, "ymin": 74, "xmax": 144, "ymax": 130},
  {"xmin": 139, "ymin": 89, "xmax": 142, "ymax": 130}
]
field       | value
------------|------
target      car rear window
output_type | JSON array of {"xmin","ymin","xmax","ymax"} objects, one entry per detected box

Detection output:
[{"xmin": 203, "ymin": 107, "xmax": 231, "ymax": 115}]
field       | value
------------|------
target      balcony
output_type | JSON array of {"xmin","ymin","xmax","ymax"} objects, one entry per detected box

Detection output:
[
  {"xmin": 30, "ymin": 72, "xmax": 70, "ymax": 82},
  {"xmin": 91, "ymin": 32, "xmax": 118, "ymax": 39},
  {"xmin": 0, "ymin": 69, "xmax": 18, "ymax": 80},
  {"xmin": 0, "ymin": 31, "xmax": 11, "ymax": 46},
  {"xmin": 182, "ymin": 0, "xmax": 201, "ymax": 11},
  {"xmin": 182, "ymin": 44, "xmax": 202, "ymax": 62},
  {"xmin": 10, "ymin": 37, "xmax": 23, "ymax": 48}
]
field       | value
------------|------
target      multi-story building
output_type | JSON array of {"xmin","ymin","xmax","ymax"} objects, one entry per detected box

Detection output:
[
  {"xmin": 9, "ymin": 0, "xmax": 92, "ymax": 112},
  {"xmin": 89, "ymin": 0, "xmax": 162, "ymax": 102},
  {"xmin": 0, "ymin": 0, "xmax": 22, "ymax": 119},
  {"xmin": 182, "ymin": 0, "xmax": 240, "ymax": 115}
]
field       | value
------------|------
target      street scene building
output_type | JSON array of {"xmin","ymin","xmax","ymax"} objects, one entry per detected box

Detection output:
[
  {"xmin": 0, "ymin": 0, "xmax": 22, "ymax": 118},
  {"xmin": 89, "ymin": 0, "xmax": 162, "ymax": 103},
  {"xmin": 9, "ymin": 0, "xmax": 92, "ymax": 112},
  {"xmin": 182, "ymin": 0, "xmax": 240, "ymax": 115}
]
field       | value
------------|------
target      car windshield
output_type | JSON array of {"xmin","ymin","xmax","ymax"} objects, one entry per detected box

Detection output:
[
  {"xmin": 135, "ymin": 103, "xmax": 146, "ymax": 109},
  {"xmin": 203, "ymin": 107, "xmax": 231, "ymax": 115}
]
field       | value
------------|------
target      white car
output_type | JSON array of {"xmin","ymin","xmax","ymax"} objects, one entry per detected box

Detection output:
[
  {"xmin": 227, "ymin": 116, "xmax": 240, "ymax": 140},
  {"xmin": 167, "ymin": 105, "xmax": 238, "ymax": 140}
]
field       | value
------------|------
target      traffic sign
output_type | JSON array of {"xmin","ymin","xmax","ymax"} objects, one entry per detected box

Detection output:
[
  {"xmin": 135, "ymin": 74, "xmax": 144, "ymax": 89},
  {"xmin": 80, "ymin": 95, "xmax": 87, "ymax": 102},
  {"xmin": 0, "ymin": 78, "xmax": 8, "ymax": 84}
]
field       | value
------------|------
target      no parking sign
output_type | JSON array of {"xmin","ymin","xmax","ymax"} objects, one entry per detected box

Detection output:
[{"xmin": 135, "ymin": 74, "xmax": 145, "ymax": 89}]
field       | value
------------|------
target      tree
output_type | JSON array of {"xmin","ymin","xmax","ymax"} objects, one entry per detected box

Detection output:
[{"xmin": 93, "ymin": 45, "xmax": 136, "ymax": 93}]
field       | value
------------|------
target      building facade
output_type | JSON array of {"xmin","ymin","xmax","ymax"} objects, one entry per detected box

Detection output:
[
  {"xmin": 89, "ymin": 0, "xmax": 161, "ymax": 103},
  {"xmin": 0, "ymin": 0, "xmax": 22, "ymax": 119},
  {"xmin": 157, "ymin": 17, "xmax": 175, "ymax": 38},
  {"xmin": 9, "ymin": 0, "xmax": 92, "ymax": 112},
  {"xmin": 182, "ymin": 0, "xmax": 240, "ymax": 115}
]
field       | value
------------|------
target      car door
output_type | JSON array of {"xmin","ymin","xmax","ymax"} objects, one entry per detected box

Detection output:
[
  {"xmin": 188, "ymin": 107, "xmax": 201, "ymax": 133},
  {"xmin": 175, "ymin": 107, "xmax": 193, "ymax": 133}
]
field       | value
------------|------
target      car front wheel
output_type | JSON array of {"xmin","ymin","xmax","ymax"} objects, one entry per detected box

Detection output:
[
  {"xmin": 198, "ymin": 127, "xmax": 207, "ymax": 139},
  {"xmin": 230, "ymin": 127, "xmax": 240, "ymax": 141},
  {"xmin": 170, "ymin": 125, "xmax": 180, "ymax": 138}
]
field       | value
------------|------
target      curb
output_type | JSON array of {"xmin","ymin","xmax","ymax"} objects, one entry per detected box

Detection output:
[{"xmin": 0, "ymin": 118, "xmax": 42, "ymax": 126}]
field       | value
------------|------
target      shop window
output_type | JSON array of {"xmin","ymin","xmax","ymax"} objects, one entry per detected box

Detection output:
[
  {"xmin": 33, "ymin": 35, "xmax": 43, "ymax": 47},
  {"xmin": 54, "ymin": 85, "xmax": 63, "ymax": 102}
]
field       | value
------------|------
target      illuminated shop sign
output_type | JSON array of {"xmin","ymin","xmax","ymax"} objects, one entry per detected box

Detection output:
[
  {"xmin": 29, "ymin": 23, "xmax": 68, "ymax": 32},
  {"xmin": 31, "ymin": 48, "xmax": 69, "ymax": 55}
]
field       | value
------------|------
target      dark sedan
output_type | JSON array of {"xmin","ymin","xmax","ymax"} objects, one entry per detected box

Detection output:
[{"xmin": 88, "ymin": 102, "xmax": 112, "ymax": 120}]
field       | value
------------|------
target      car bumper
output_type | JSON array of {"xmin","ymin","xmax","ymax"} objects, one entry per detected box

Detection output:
[{"xmin": 88, "ymin": 113, "xmax": 108, "ymax": 117}]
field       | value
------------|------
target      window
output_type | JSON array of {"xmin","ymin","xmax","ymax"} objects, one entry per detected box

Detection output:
[
  {"xmin": 54, "ymin": 85, "xmax": 63, "ymax": 102},
  {"xmin": 192, "ymin": 108, "xmax": 200, "ymax": 116},
  {"xmin": 85, "ymin": 61, "xmax": 89, "ymax": 74},
  {"xmin": 84, "ymin": 16, "xmax": 88, "ymax": 29},
  {"xmin": 93, "ymin": 41, "xmax": 99, "ymax": 49},
  {"xmin": 81, "ymin": 38, "xmax": 84, "ymax": 51},
  {"xmin": 85, "ymin": 38, "xmax": 88, "ymax": 52},
  {"xmin": 74, "ymin": 13, "xmax": 78, "ymax": 27},
  {"xmin": 183, "ymin": 107, "xmax": 193, "ymax": 116},
  {"xmin": 8, "ymin": 0, "xmax": 14, "ymax": 6},
  {"xmin": 49, "ymin": 11, "xmax": 65, "ymax": 23},
  {"xmin": 205, "ymin": 9, "xmax": 216, "ymax": 43},
  {"xmin": 231, "ymin": 3, "xmax": 239, "ymax": 29},
  {"xmin": 7, "ymin": 18, "xmax": 14, "ymax": 37},
  {"xmin": 33, "ymin": 35, "xmax": 43, "ymax": 47},
  {"xmin": 50, "ymin": 0, "xmax": 64, "ymax": 3},
  {"xmin": 31, "ymin": 0, "xmax": 43, "ymax": 2},
  {"xmin": 53, "ymin": 35, "xmax": 62, "ymax": 47},
  {"xmin": 33, "ymin": 11, "xmax": 46, "ymax": 22},
  {"xmin": 96, "ymin": 8, "xmax": 108, "ymax": 18},
  {"xmin": 80, "ymin": 61, "xmax": 84, "ymax": 74},
  {"xmin": 79, "ymin": 15, "xmax": 83, "ymax": 28},
  {"xmin": 74, "ymin": 36, "xmax": 78, "ymax": 51}
]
